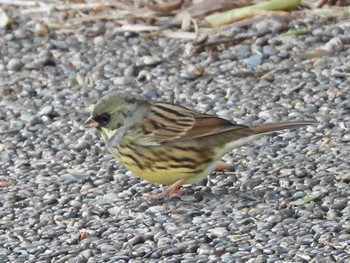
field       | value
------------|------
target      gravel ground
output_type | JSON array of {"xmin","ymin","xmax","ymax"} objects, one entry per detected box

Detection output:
[{"xmin": 1, "ymin": 3, "xmax": 350, "ymax": 263}]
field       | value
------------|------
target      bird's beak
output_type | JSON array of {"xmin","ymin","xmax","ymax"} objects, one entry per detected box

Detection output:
[{"xmin": 83, "ymin": 116, "xmax": 99, "ymax": 128}]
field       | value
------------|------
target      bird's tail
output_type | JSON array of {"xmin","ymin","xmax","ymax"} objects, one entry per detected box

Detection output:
[{"xmin": 249, "ymin": 121, "xmax": 315, "ymax": 135}]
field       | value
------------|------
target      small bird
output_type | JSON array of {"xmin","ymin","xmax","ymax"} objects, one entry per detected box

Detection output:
[{"xmin": 84, "ymin": 92, "xmax": 313, "ymax": 198}]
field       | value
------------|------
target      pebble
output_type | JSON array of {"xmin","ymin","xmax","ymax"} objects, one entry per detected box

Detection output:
[
  {"xmin": 141, "ymin": 55, "xmax": 161, "ymax": 66},
  {"xmin": 7, "ymin": 58, "xmax": 23, "ymax": 71},
  {"xmin": 39, "ymin": 105, "xmax": 53, "ymax": 116},
  {"xmin": 34, "ymin": 22, "xmax": 48, "ymax": 36},
  {"xmin": 59, "ymin": 173, "xmax": 89, "ymax": 183},
  {"xmin": 75, "ymin": 139, "xmax": 90, "ymax": 151},
  {"xmin": 324, "ymin": 37, "xmax": 343, "ymax": 52},
  {"xmin": 266, "ymin": 214, "xmax": 283, "ymax": 223},
  {"xmin": 143, "ymin": 88, "xmax": 159, "ymax": 99},
  {"xmin": 232, "ymin": 44, "xmax": 251, "ymax": 59},
  {"xmin": 112, "ymin": 76, "xmax": 134, "ymax": 86},
  {"xmin": 262, "ymin": 45, "xmax": 278, "ymax": 57},
  {"xmin": 341, "ymin": 133, "xmax": 350, "ymax": 142},
  {"xmin": 261, "ymin": 72, "xmax": 275, "ymax": 82},
  {"xmin": 254, "ymin": 20, "xmax": 270, "ymax": 32},
  {"xmin": 242, "ymin": 54, "xmax": 263, "ymax": 68},
  {"xmin": 341, "ymin": 173, "xmax": 350, "ymax": 183},
  {"xmin": 207, "ymin": 227, "xmax": 228, "ymax": 238},
  {"xmin": 181, "ymin": 64, "xmax": 205, "ymax": 80},
  {"xmin": 93, "ymin": 36, "xmax": 105, "ymax": 46}
]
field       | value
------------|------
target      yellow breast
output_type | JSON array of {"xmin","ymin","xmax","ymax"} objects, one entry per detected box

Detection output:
[{"xmin": 110, "ymin": 143, "xmax": 215, "ymax": 185}]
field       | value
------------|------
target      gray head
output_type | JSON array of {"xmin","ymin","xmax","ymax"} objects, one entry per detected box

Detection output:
[{"xmin": 84, "ymin": 92, "xmax": 149, "ymax": 131}]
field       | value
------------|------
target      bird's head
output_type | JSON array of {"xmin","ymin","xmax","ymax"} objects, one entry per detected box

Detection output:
[{"xmin": 83, "ymin": 92, "xmax": 147, "ymax": 139}]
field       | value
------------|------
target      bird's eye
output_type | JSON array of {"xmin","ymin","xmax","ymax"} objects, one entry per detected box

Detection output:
[{"xmin": 95, "ymin": 113, "xmax": 111, "ymax": 125}]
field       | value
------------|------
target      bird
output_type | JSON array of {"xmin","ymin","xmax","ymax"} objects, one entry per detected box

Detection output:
[{"xmin": 83, "ymin": 92, "xmax": 314, "ymax": 198}]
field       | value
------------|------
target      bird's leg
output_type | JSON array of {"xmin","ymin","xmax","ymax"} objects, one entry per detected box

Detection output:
[
  {"xmin": 162, "ymin": 179, "xmax": 186, "ymax": 197},
  {"xmin": 145, "ymin": 179, "xmax": 186, "ymax": 199}
]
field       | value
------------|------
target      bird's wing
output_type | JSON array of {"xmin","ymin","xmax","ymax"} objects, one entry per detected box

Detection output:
[{"xmin": 130, "ymin": 102, "xmax": 248, "ymax": 146}]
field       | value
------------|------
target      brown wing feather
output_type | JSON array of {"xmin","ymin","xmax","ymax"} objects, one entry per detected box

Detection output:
[
  {"xmin": 130, "ymin": 102, "xmax": 314, "ymax": 146},
  {"xmin": 131, "ymin": 102, "xmax": 245, "ymax": 145},
  {"xmin": 183, "ymin": 113, "xmax": 248, "ymax": 139}
]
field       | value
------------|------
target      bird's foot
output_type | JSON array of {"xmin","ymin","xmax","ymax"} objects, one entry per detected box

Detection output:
[{"xmin": 144, "ymin": 179, "xmax": 186, "ymax": 200}]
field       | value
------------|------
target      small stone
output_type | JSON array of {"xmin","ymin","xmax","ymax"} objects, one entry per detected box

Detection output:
[
  {"xmin": 341, "ymin": 134, "xmax": 350, "ymax": 142},
  {"xmin": 99, "ymin": 244, "xmax": 116, "ymax": 253},
  {"xmin": 263, "ymin": 45, "xmax": 278, "ymax": 57},
  {"xmin": 163, "ymin": 247, "xmax": 184, "ymax": 256},
  {"xmin": 75, "ymin": 140, "xmax": 90, "ymax": 151},
  {"xmin": 39, "ymin": 105, "xmax": 53, "ymax": 116},
  {"xmin": 112, "ymin": 76, "xmax": 134, "ymax": 86},
  {"xmin": 133, "ymin": 45, "xmax": 151, "ymax": 56},
  {"xmin": 278, "ymin": 50, "xmax": 290, "ymax": 58},
  {"xmin": 124, "ymin": 65, "xmax": 135, "ymax": 77},
  {"xmin": 242, "ymin": 54, "xmax": 263, "ymax": 68},
  {"xmin": 324, "ymin": 37, "xmax": 343, "ymax": 52},
  {"xmin": 29, "ymin": 116, "xmax": 42, "ymax": 126},
  {"xmin": 7, "ymin": 58, "xmax": 23, "ymax": 71},
  {"xmin": 94, "ymin": 36, "xmax": 105, "ymax": 46},
  {"xmin": 208, "ymin": 227, "xmax": 228, "ymax": 238},
  {"xmin": 261, "ymin": 72, "xmax": 275, "ymax": 82},
  {"xmin": 254, "ymin": 20, "xmax": 270, "ymax": 32},
  {"xmin": 34, "ymin": 23, "xmax": 48, "ymax": 36},
  {"xmin": 233, "ymin": 44, "xmax": 251, "ymax": 59},
  {"xmin": 129, "ymin": 235, "xmax": 146, "ymax": 246},
  {"xmin": 141, "ymin": 56, "xmax": 161, "ymax": 66},
  {"xmin": 342, "ymin": 173, "xmax": 350, "ymax": 183},
  {"xmin": 266, "ymin": 214, "xmax": 283, "ymax": 223},
  {"xmin": 331, "ymin": 199, "xmax": 347, "ymax": 210},
  {"xmin": 181, "ymin": 64, "xmax": 205, "ymax": 80},
  {"xmin": 143, "ymin": 89, "xmax": 159, "ymax": 99},
  {"xmin": 59, "ymin": 173, "xmax": 89, "ymax": 183},
  {"xmin": 258, "ymin": 110, "xmax": 273, "ymax": 120}
]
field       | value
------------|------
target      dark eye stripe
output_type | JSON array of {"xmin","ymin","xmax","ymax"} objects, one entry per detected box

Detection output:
[{"xmin": 94, "ymin": 113, "xmax": 111, "ymax": 125}]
